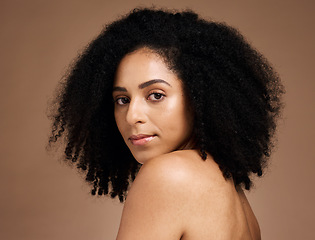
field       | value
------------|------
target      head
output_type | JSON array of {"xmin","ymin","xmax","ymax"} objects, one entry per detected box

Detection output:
[
  {"xmin": 113, "ymin": 48, "xmax": 195, "ymax": 164},
  {"xmin": 49, "ymin": 8, "xmax": 284, "ymax": 202}
]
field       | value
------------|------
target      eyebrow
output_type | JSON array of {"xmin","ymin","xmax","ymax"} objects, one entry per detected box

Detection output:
[
  {"xmin": 112, "ymin": 86, "xmax": 127, "ymax": 92},
  {"xmin": 138, "ymin": 79, "xmax": 171, "ymax": 89},
  {"xmin": 113, "ymin": 79, "xmax": 171, "ymax": 92}
]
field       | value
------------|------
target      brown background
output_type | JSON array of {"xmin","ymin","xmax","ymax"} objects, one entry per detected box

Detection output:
[{"xmin": 0, "ymin": 0, "xmax": 314, "ymax": 239}]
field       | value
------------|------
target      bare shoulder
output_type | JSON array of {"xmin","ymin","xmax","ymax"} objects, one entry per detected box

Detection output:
[
  {"xmin": 117, "ymin": 150, "xmax": 258, "ymax": 240},
  {"xmin": 125, "ymin": 150, "xmax": 207, "ymax": 208},
  {"xmin": 138, "ymin": 150, "xmax": 210, "ymax": 186},
  {"xmin": 139, "ymin": 150, "xmax": 233, "ymax": 192},
  {"xmin": 116, "ymin": 151, "xmax": 202, "ymax": 239},
  {"xmin": 133, "ymin": 150, "xmax": 235, "ymax": 203}
]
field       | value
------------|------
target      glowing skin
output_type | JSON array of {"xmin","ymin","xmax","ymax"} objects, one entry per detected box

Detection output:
[{"xmin": 113, "ymin": 48, "xmax": 194, "ymax": 164}]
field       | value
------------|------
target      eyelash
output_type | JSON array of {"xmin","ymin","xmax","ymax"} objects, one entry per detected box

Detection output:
[
  {"xmin": 114, "ymin": 91, "xmax": 165, "ymax": 106},
  {"xmin": 147, "ymin": 91, "xmax": 165, "ymax": 101},
  {"xmin": 115, "ymin": 97, "xmax": 130, "ymax": 105}
]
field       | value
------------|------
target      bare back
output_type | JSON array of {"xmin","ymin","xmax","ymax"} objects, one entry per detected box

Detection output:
[
  {"xmin": 180, "ymin": 181, "xmax": 260, "ymax": 240},
  {"xmin": 117, "ymin": 150, "xmax": 260, "ymax": 240},
  {"xmin": 177, "ymin": 151, "xmax": 260, "ymax": 240}
]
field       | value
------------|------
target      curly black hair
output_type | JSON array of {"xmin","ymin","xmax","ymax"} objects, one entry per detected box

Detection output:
[{"xmin": 49, "ymin": 8, "xmax": 284, "ymax": 202}]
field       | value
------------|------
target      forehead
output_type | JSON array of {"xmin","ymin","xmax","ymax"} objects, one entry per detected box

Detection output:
[{"xmin": 114, "ymin": 48, "xmax": 182, "ymax": 88}]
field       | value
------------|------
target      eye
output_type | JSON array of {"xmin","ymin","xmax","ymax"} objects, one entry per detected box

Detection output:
[
  {"xmin": 115, "ymin": 97, "xmax": 130, "ymax": 105},
  {"xmin": 147, "ymin": 92, "xmax": 165, "ymax": 101}
]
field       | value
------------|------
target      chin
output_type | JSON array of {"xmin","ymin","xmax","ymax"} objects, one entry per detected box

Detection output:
[
  {"xmin": 131, "ymin": 150, "xmax": 161, "ymax": 165},
  {"xmin": 133, "ymin": 154, "xmax": 151, "ymax": 165}
]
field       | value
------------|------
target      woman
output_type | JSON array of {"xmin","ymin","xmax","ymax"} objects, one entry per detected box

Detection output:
[{"xmin": 49, "ymin": 8, "xmax": 284, "ymax": 239}]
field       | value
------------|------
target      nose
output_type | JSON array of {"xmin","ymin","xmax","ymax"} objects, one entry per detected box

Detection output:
[{"xmin": 126, "ymin": 98, "xmax": 146, "ymax": 125}]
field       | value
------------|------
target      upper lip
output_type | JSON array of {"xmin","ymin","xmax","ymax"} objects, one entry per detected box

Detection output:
[{"xmin": 129, "ymin": 134, "xmax": 156, "ymax": 140}]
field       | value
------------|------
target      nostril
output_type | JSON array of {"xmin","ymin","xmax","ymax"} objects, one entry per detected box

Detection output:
[{"xmin": 126, "ymin": 106, "xmax": 146, "ymax": 124}]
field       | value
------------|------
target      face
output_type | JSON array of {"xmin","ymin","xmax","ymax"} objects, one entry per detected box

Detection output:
[{"xmin": 113, "ymin": 48, "xmax": 194, "ymax": 164}]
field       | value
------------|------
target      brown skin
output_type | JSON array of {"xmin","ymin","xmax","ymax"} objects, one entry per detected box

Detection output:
[
  {"xmin": 113, "ymin": 48, "xmax": 195, "ymax": 164},
  {"xmin": 114, "ymin": 48, "xmax": 261, "ymax": 240}
]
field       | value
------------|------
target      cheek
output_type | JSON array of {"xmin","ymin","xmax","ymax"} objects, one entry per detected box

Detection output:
[
  {"xmin": 160, "ymin": 99, "xmax": 191, "ymax": 133},
  {"xmin": 173, "ymin": 101, "xmax": 193, "ymax": 136}
]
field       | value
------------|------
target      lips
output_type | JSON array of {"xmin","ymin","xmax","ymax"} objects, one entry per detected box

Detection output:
[{"xmin": 129, "ymin": 134, "xmax": 156, "ymax": 146}]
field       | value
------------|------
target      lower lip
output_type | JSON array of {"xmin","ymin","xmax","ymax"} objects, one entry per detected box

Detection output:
[{"xmin": 130, "ymin": 136, "xmax": 156, "ymax": 146}]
